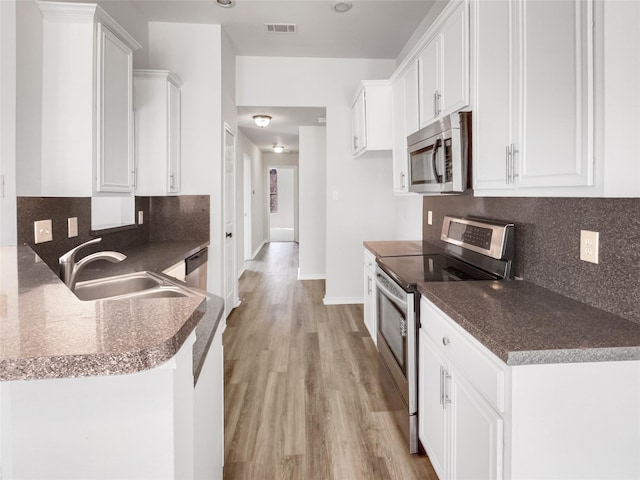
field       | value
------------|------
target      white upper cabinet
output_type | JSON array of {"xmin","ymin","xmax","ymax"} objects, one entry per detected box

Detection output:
[
  {"xmin": 392, "ymin": 60, "xmax": 420, "ymax": 194},
  {"xmin": 134, "ymin": 70, "xmax": 183, "ymax": 195},
  {"xmin": 97, "ymin": 23, "xmax": 136, "ymax": 193},
  {"xmin": 38, "ymin": 2, "xmax": 141, "ymax": 197},
  {"xmin": 418, "ymin": 2, "xmax": 469, "ymax": 128},
  {"xmin": 473, "ymin": 0, "xmax": 595, "ymax": 194},
  {"xmin": 350, "ymin": 81, "xmax": 392, "ymax": 157}
]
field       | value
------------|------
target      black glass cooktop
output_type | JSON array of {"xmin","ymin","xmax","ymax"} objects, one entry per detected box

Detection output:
[{"xmin": 377, "ymin": 254, "xmax": 498, "ymax": 291}]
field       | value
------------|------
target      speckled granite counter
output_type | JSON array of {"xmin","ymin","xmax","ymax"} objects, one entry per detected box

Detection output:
[
  {"xmin": 0, "ymin": 244, "xmax": 224, "ymax": 382},
  {"xmin": 364, "ymin": 240, "xmax": 442, "ymax": 257},
  {"xmin": 418, "ymin": 280, "xmax": 640, "ymax": 366}
]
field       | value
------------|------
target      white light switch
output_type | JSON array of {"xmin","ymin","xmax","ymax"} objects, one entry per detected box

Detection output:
[
  {"xmin": 580, "ymin": 230, "xmax": 599, "ymax": 264},
  {"xmin": 67, "ymin": 217, "xmax": 78, "ymax": 238},
  {"xmin": 332, "ymin": 191, "xmax": 339, "ymax": 201},
  {"xmin": 428, "ymin": 210, "xmax": 433, "ymax": 225},
  {"xmin": 138, "ymin": 210, "xmax": 144, "ymax": 224},
  {"xmin": 34, "ymin": 219, "xmax": 53, "ymax": 244}
]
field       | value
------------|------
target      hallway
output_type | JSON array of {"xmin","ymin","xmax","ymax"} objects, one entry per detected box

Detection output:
[{"xmin": 223, "ymin": 242, "xmax": 437, "ymax": 479}]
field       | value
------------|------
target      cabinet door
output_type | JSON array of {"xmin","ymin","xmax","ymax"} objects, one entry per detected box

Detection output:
[
  {"xmin": 419, "ymin": 37, "xmax": 440, "ymax": 128},
  {"xmin": 167, "ymin": 81, "xmax": 181, "ymax": 193},
  {"xmin": 419, "ymin": 331, "xmax": 447, "ymax": 480},
  {"xmin": 392, "ymin": 76, "xmax": 408, "ymax": 193},
  {"xmin": 363, "ymin": 267, "xmax": 377, "ymax": 344},
  {"xmin": 351, "ymin": 90, "xmax": 366, "ymax": 155},
  {"xmin": 473, "ymin": 0, "xmax": 517, "ymax": 190},
  {"xmin": 440, "ymin": 3, "xmax": 468, "ymax": 116},
  {"xmin": 450, "ymin": 367, "xmax": 503, "ymax": 480},
  {"xmin": 96, "ymin": 23, "xmax": 134, "ymax": 193},
  {"xmin": 404, "ymin": 60, "xmax": 420, "ymax": 136},
  {"xmin": 517, "ymin": 0, "xmax": 593, "ymax": 188}
]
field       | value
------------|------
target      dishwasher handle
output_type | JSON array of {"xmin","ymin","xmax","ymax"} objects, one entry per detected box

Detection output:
[{"xmin": 185, "ymin": 248, "xmax": 208, "ymax": 277}]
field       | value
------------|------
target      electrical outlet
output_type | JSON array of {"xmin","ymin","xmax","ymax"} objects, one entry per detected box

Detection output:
[
  {"xmin": 34, "ymin": 219, "xmax": 53, "ymax": 244},
  {"xmin": 580, "ymin": 230, "xmax": 599, "ymax": 264},
  {"xmin": 67, "ymin": 217, "xmax": 78, "ymax": 238},
  {"xmin": 428, "ymin": 210, "xmax": 433, "ymax": 225},
  {"xmin": 138, "ymin": 210, "xmax": 144, "ymax": 224}
]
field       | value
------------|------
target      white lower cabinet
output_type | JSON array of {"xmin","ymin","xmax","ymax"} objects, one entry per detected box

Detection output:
[
  {"xmin": 419, "ymin": 328, "xmax": 503, "ymax": 480},
  {"xmin": 420, "ymin": 296, "xmax": 640, "ymax": 480},
  {"xmin": 363, "ymin": 248, "xmax": 377, "ymax": 346}
]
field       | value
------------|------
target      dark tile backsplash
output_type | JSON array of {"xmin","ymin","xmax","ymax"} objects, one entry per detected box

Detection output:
[
  {"xmin": 17, "ymin": 195, "xmax": 209, "ymax": 274},
  {"xmin": 422, "ymin": 193, "xmax": 640, "ymax": 324}
]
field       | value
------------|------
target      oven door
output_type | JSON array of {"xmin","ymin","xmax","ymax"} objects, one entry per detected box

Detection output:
[{"xmin": 375, "ymin": 267, "xmax": 417, "ymax": 415}]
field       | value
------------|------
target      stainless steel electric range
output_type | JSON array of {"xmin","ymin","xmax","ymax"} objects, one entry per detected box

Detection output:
[{"xmin": 375, "ymin": 215, "xmax": 515, "ymax": 454}]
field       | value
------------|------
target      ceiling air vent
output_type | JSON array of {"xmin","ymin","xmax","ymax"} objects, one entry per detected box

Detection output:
[{"xmin": 265, "ymin": 23, "xmax": 297, "ymax": 34}]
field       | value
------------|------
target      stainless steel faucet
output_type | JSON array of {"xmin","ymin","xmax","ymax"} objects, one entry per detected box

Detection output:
[{"xmin": 59, "ymin": 238, "xmax": 127, "ymax": 290}]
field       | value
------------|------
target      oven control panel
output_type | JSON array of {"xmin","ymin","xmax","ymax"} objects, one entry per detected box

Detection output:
[{"xmin": 441, "ymin": 216, "xmax": 514, "ymax": 260}]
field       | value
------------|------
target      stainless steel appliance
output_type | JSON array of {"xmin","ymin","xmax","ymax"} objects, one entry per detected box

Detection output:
[
  {"xmin": 185, "ymin": 247, "xmax": 208, "ymax": 290},
  {"xmin": 375, "ymin": 216, "xmax": 515, "ymax": 454},
  {"xmin": 407, "ymin": 112, "xmax": 471, "ymax": 194}
]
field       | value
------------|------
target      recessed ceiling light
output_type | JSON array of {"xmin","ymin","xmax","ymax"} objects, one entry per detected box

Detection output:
[
  {"xmin": 331, "ymin": 2, "xmax": 352, "ymax": 13},
  {"xmin": 216, "ymin": 0, "xmax": 235, "ymax": 8},
  {"xmin": 253, "ymin": 115, "xmax": 272, "ymax": 128},
  {"xmin": 272, "ymin": 145, "xmax": 284, "ymax": 154}
]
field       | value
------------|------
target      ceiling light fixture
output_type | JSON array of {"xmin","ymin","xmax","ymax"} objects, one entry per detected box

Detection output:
[
  {"xmin": 331, "ymin": 2, "xmax": 352, "ymax": 13},
  {"xmin": 272, "ymin": 145, "xmax": 284, "ymax": 154},
  {"xmin": 216, "ymin": 0, "xmax": 235, "ymax": 8},
  {"xmin": 253, "ymin": 115, "xmax": 272, "ymax": 128}
]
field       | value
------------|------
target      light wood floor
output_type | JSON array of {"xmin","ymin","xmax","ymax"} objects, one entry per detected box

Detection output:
[{"xmin": 223, "ymin": 242, "xmax": 438, "ymax": 480}]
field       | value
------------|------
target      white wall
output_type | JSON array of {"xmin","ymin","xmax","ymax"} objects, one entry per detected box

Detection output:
[
  {"xmin": 0, "ymin": 0, "xmax": 17, "ymax": 246},
  {"xmin": 298, "ymin": 126, "xmax": 327, "ymax": 280},
  {"xmin": 235, "ymin": 130, "xmax": 265, "ymax": 265},
  {"xmin": 148, "ymin": 22, "xmax": 224, "ymax": 297},
  {"xmin": 394, "ymin": 195, "xmax": 423, "ymax": 240},
  {"xmin": 236, "ymin": 56, "xmax": 397, "ymax": 303}
]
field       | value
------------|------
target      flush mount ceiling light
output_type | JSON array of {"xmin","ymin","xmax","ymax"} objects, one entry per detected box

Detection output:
[
  {"xmin": 253, "ymin": 115, "xmax": 272, "ymax": 128},
  {"xmin": 331, "ymin": 2, "xmax": 352, "ymax": 13},
  {"xmin": 272, "ymin": 144, "xmax": 284, "ymax": 154},
  {"xmin": 216, "ymin": 0, "xmax": 235, "ymax": 8}
]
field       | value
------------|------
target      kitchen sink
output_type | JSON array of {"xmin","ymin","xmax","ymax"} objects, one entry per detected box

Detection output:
[{"xmin": 73, "ymin": 271, "xmax": 200, "ymax": 301}]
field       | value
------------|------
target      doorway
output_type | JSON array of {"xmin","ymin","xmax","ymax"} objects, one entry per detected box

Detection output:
[{"xmin": 268, "ymin": 166, "xmax": 297, "ymax": 242}]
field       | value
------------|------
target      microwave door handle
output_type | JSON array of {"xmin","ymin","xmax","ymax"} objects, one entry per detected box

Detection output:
[{"xmin": 431, "ymin": 138, "xmax": 443, "ymax": 183}]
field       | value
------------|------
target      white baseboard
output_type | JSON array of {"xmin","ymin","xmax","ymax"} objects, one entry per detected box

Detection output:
[
  {"xmin": 252, "ymin": 241, "xmax": 266, "ymax": 259},
  {"xmin": 322, "ymin": 296, "xmax": 364, "ymax": 305},
  {"xmin": 297, "ymin": 268, "xmax": 326, "ymax": 281}
]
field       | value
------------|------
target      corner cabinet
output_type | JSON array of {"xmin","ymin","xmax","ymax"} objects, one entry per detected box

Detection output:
[
  {"xmin": 473, "ymin": 0, "xmax": 594, "ymax": 194},
  {"xmin": 38, "ymin": 2, "xmax": 141, "ymax": 196},
  {"xmin": 134, "ymin": 70, "xmax": 183, "ymax": 195},
  {"xmin": 351, "ymin": 81, "xmax": 392, "ymax": 157},
  {"xmin": 419, "ymin": 298, "xmax": 505, "ymax": 480},
  {"xmin": 363, "ymin": 248, "xmax": 378, "ymax": 346},
  {"xmin": 418, "ymin": 1, "xmax": 469, "ymax": 128}
]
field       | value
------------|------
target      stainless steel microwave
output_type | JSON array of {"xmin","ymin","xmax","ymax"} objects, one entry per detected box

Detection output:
[{"xmin": 406, "ymin": 112, "xmax": 471, "ymax": 194}]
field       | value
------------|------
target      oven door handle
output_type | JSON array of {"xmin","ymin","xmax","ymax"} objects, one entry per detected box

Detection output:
[{"xmin": 375, "ymin": 275, "xmax": 407, "ymax": 309}]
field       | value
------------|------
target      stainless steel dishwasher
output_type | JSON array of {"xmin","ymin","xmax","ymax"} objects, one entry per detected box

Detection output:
[{"xmin": 185, "ymin": 247, "xmax": 208, "ymax": 291}]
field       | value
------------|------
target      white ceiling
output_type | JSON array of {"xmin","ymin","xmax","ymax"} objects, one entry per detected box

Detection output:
[
  {"xmin": 237, "ymin": 106, "xmax": 326, "ymax": 153},
  {"xmin": 131, "ymin": 0, "xmax": 436, "ymax": 59},
  {"xmin": 128, "ymin": 0, "xmax": 436, "ymax": 153}
]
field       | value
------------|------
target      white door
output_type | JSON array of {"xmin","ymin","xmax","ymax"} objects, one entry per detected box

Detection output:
[
  {"xmin": 440, "ymin": 3, "xmax": 468, "ymax": 116},
  {"xmin": 418, "ymin": 36, "xmax": 440, "ymax": 128},
  {"xmin": 268, "ymin": 167, "xmax": 295, "ymax": 242},
  {"xmin": 224, "ymin": 125, "xmax": 237, "ymax": 318},
  {"xmin": 243, "ymin": 154, "xmax": 252, "ymax": 261}
]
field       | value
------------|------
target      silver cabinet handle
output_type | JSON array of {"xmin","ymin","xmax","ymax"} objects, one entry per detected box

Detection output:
[
  {"xmin": 505, "ymin": 145, "xmax": 510, "ymax": 184},
  {"xmin": 443, "ymin": 369, "xmax": 452, "ymax": 408},
  {"xmin": 367, "ymin": 276, "xmax": 372, "ymax": 295},
  {"xmin": 170, "ymin": 173, "xmax": 175, "ymax": 189},
  {"xmin": 433, "ymin": 91, "xmax": 442, "ymax": 117},
  {"xmin": 510, "ymin": 144, "xmax": 517, "ymax": 183},
  {"xmin": 131, "ymin": 168, "xmax": 137, "ymax": 188},
  {"xmin": 442, "ymin": 337, "xmax": 450, "ymax": 346},
  {"xmin": 353, "ymin": 136, "xmax": 358, "ymax": 151},
  {"xmin": 400, "ymin": 171, "xmax": 406, "ymax": 190}
]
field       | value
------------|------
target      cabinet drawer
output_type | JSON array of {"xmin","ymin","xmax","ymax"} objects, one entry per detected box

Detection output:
[
  {"xmin": 364, "ymin": 248, "xmax": 376, "ymax": 273},
  {"xmin": 420, "ymin": 297, "xmax": 506, "ymax": 412}
]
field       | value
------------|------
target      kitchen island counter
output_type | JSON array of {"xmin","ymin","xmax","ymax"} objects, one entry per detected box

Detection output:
[
  {"xmin": 0, "ymin": 244, "xmax": 223, "ymax": 382},
  {"xmin": 419, "ymin": 280, "xmax": 640, "ymax": 365}
]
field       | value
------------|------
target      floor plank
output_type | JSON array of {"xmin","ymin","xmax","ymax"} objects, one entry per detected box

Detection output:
[{"xmin": 224, "ymin": 242, "xmax": 438, "ymax": 479}]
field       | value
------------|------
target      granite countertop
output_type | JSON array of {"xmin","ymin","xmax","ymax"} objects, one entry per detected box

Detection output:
[
  {"xmin": 364, "ymin": 240, "xmax": 442, "ymax": 257},
  {"xmin": 419, "ymin": 280, "xmax": 640, "ymax": 366},
  {"xmin": 0, "ymin": 243, "xmax": 224, "ymax": 382}
]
